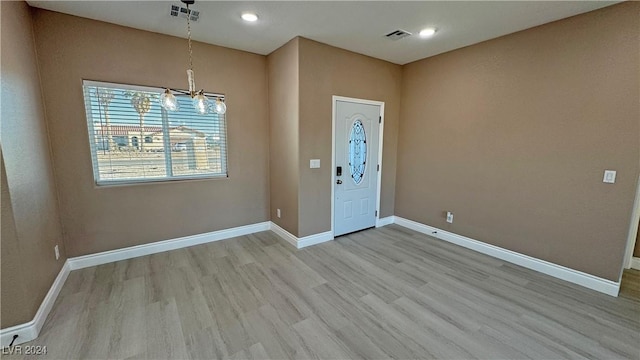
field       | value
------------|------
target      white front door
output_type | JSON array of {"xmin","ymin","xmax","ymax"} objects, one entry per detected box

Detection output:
[{"xmin": 334, "ymin": 100, "xmax": 380, "ymax": 237}]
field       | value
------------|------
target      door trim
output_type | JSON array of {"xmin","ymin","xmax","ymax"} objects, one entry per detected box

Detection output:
[{"xmin": 331, "ymin": 96, "xmax": 385, "ymax": 237}]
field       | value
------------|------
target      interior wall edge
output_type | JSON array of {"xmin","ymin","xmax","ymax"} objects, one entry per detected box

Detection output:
[{"xmin": 28, "ymin": 4, "xmax": 68, "ymax": 261}]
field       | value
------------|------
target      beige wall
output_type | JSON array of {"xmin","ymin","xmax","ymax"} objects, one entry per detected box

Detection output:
[
  {"xmin": 396, "ymin": 2, "xmax": 639, "ymax": 281},
  {"xmin": 1, "ymin": 153, "xmax": 30, "ymax": 327},
  {"xmin": 268, "ymin": 38, "xmax": 300, "ymax": 235},
  {"xmin": 31, "ymin": 9, "xmax": 270, "ymax": 256},
  {"xmin": 297, "ymin": 38, "xmax": 402, "ymax": 237},
  {"xmin": 1, "ymin": 1, "xmax": 66, "ymax": 328}
]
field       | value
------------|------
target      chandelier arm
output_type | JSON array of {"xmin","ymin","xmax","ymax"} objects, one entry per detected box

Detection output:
[
  {"xmin": 166, "ymin": 88, "xmax": 225, "ymax": 99},
  {"xmin": 170, "ymin": 89, "xmax": 191, "ymax": 96}
]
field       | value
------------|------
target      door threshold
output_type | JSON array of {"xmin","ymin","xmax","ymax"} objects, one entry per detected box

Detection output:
[{"xmin": 334, "ymin": 226, "xmax": 376, "ymax": 238}]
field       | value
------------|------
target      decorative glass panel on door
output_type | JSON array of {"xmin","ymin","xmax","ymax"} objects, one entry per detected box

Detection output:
[{"xmin": 348, "ymin": 119, "xmax": 367, "ymax": 185}]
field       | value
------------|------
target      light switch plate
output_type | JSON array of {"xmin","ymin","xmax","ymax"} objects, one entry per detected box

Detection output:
[
  {"xmin": 310, "ymin": 159, "xmax": 320, "ymax": 169},
  {"xmin": 603, "ymin": 170, "xmax": 616, "ymax": 184}
]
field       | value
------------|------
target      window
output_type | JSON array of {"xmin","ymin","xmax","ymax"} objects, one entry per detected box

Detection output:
[
  {"xmin": 348, "ymin": 119, "xmax": 367, "ymax": 185},
  {"xmin": 82, "ymin": 80, "xmax": 228, "ymax": 185},
  {"xmin": 113, "ymin": 136, "xmax": 128, "ymax": 147}
]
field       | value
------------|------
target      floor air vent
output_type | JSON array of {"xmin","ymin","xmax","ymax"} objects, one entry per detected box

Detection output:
[
  {"xmin": 385, "ymin": 29, "xmax": 412, "ymax": 41},
  {"xmin": 170, "ymin": 4, "xmax": 200, "ymax": 22}
]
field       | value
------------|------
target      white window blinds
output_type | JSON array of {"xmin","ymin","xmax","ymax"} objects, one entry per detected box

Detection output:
[{"xmin": 82, "ymin": 80, "xmax": 227, "ymax": 185}]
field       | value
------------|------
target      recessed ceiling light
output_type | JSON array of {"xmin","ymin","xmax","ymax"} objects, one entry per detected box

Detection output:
[
  {"xmin": 419, "ymin": 28, "xmax": 437, "ymax": 38},
  {"xmin": 241, "ymin": 12, "xmax": 258, "ymax": 22}
]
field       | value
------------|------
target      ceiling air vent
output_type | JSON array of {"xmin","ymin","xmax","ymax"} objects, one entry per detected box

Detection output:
[
  {"xmin": 385, "ymin": 29, "xmax": 412, "ymax": 41},
  {"xmin": 170, "ymin": 4, "xmax": 200, "ymax": 22}
]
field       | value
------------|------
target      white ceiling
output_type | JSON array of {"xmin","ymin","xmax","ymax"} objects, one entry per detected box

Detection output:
[{"xmin": 27, "ymin": 1, "xmax": 619, "ymax": 65}]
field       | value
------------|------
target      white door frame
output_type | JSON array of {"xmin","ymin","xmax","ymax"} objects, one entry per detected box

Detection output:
[
  {"xmin": 331, "ymin": 95, "xmax": 385, "ymax": 237},
  {"xmin": 622, "ymin": 175, "xmax": 640, "ymax": 271}
]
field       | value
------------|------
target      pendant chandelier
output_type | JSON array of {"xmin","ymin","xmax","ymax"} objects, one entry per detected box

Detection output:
[{"xmin": 159, "ymin": 0, "xmax": 227, "ymax": 115}]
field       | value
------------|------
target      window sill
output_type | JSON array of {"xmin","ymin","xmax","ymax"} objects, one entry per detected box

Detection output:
[{"xmin": 94, "ymin": 173, "xmax": 229, "ymax": 188}]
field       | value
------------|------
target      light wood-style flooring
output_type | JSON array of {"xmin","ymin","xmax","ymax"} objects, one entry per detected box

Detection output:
[{"xmin": 9, "ymin": 225, "xmax": 640, "ymax": 359}]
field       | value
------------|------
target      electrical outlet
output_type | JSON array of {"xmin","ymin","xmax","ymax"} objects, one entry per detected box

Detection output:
[
  {"xmin": 446, "ymin": 212, "xmax": 454, "ymax": 223},
  {"xmin": 277, "ymin": 208, "xmax": 281, "ymax": 218},
  {"xmin": 54, "ymin": 245, "xmax": 60, "ymax": 260}
]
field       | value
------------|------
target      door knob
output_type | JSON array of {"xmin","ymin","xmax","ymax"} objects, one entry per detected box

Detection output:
[{"xmin": 336, "ymin": 179, "xmax": 343, "ymax": 184}]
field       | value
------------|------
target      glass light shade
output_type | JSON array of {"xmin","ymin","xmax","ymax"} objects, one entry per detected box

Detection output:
[
  {"xmin": 159, "ymin": 89, "xmax": 180, "ymax": 111},
  {"xmin": 213, "ymin": 98, "xmax": 227, "ymax": 114},
  {"xmin": 193, "ymin": 92, "xmax": 209, "ymax": 115}
]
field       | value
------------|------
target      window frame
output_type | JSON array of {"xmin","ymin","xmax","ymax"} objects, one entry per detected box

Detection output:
[{"xmin": 83, "ymin": 80, "xmax": 229, "ymax": 186}]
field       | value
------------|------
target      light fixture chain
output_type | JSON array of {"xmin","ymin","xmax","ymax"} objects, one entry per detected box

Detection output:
[{"xmin": 187, "ymin": 3, "xmax": 193, "ymax": 71}]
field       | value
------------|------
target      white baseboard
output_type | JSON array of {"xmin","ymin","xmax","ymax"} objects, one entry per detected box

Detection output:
[
  {"xmin": 270, "ymin": 222, "xmax": 298, "ymax": 248},
  {"xmin": 298, "ymin": 231, "xmax": 334, "ymax": 248},
  {"xmin": 376, "ymin": 216, "xmax": 395, "ymax": 227},
  {"xmin": 270, "ymin": 222, "xmax": 334, "ymax": 249},
  {"xmin": 393, "ymin": 216, "xmax": 621, "ymax": 297},
  {"xmin": 631, "ymin": 257, "xmax": 640, "ymax": 270},
  {"xmin": 68, "ymin": 222, "xmax": 271, "ymax": 270},
  {"xmin": 0, "ymin": 260, "xmax": 71, "ymax": 347}
]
